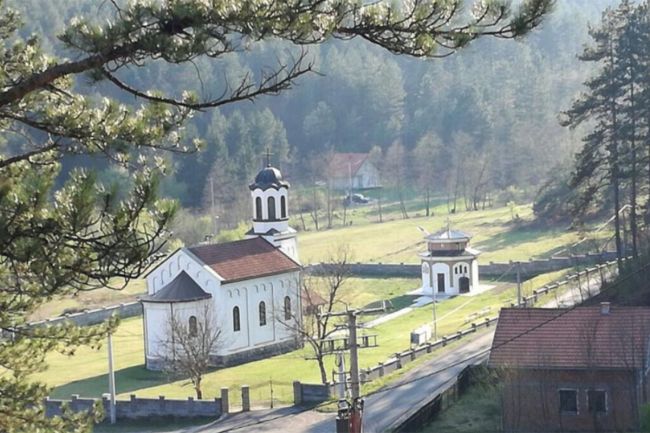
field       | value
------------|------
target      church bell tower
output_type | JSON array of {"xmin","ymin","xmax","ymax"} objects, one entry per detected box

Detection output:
[{"xmin": 246, "ymin": 162, "xmax": 299, "ymax": 262}]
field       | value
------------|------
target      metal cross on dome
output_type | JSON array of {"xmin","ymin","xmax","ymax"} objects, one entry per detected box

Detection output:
[{"xmin": 265, "ymin": 147, "xmax": 273, "ymax": 167}]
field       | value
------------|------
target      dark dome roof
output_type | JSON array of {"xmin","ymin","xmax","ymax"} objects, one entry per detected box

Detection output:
[{"xmin": 249, "ymin": 165, "xmax": 289, "ymax": 190}]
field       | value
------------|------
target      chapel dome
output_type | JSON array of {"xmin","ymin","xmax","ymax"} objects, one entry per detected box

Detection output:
[{"xmin": 249, "ymin": 165, "xmax": 290, "ymax": 191}]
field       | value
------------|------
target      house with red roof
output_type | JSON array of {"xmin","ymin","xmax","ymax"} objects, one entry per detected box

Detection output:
[
  {"xmin": 489, "ymin": 303, "xmax": 650, "ymax": 432},
  {"xmin": 328, "ymin": 152, "xmax": 381, "ymax": 190},
  {"xmin": 141, "ymin": 164, "xmax": 302, "ymax": 369}
]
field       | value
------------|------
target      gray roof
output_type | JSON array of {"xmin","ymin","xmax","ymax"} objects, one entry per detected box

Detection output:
[
  {"xmin": 249, "ymin": 165, "xmax": 289, "ymax": 191},
  {"xmin": 141, "ymin": 271, "xmax": 212, "ymax": 303},
  {"xmin": 426, "ymin": 228, "xmax": 471, "ymax": 241}
]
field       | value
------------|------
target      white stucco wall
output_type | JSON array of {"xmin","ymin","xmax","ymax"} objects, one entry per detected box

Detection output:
[
  {"xmin": 430, "ymin": 263, "xmax": 452, "ymax": 294},
  {"xmin": 251, "ymin": 187, "xmax": 289, "ymax": 231},
  {"xmin": 144, "ymin": 250, "xmax": 301, "ymax": 365},
  {"xmin": 421, "ymin": 262, "xmax": 431, "ymax": 292},
  {"xmin": 143, "ymin": 299, "xmax": 217, "ymax": 362},
  {"xmin": 217, "ymin": 270, "xmax": 300, "ymax": 355},
  {"xmin": 146, "ymin": 249, "xmax": 222, "ymax": 296},
  {"xmin": 472, "ymin": 259, "xmax": 480, "ymax": 289}
]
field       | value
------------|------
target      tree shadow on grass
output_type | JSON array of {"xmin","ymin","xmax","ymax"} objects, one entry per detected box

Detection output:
[
  {"xmin": 475, "ymin": 225, "xmax": 571, "ymax": 259},
  {"xmin": 51, "ymin": 365, "xmax": 173, "ymax": 399}
]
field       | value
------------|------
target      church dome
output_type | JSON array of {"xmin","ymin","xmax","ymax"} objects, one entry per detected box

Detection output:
[{"xmin": 249, "ymin": 165, "xmax": 290, "ymax": 190}]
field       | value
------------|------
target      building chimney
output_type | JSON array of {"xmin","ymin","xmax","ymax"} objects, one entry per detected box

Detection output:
[{"xmin": 600, "ymin": 302, "xmax": 611, "ymax": 315}]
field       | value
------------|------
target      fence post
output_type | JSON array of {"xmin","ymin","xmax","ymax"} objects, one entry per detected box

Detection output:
[
  {"xmin": 395, "ymin": 353, "xmax": 402, "ymax": 369},
  {"xmin": 220, "ymin": 387, "xmax": 229, "ymax": 414},
  {"xmin": 241, "ymin": 385, "xmax": 250, "ymax": 412},
  {"xmin": 293, "ymin": 381, "xmax": 302, "ymax": 406},
  {"xmin": 378, "ymin": 362, "xmax": 385, "ymax": 377}
]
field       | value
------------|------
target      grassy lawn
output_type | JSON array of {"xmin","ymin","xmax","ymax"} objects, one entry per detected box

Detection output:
[
  {"xmin": 298, "ymin": 203, "xmax": 611, "ymax": 265},
  {"xmin": 37, "ymin": 270, "xmax": 572, "ymax": 406},
  {"xmin": 418, "ymin": 380, "xmax": 502, "ymax": 433}
]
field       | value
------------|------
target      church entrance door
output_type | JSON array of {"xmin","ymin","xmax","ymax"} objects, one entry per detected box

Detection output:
[
  {"xmin": 459, "ymin": 277, "xmax": 470, "ymax": 293},
  {"xmin": 437, "ymin": 273, "xmax": 445, "ymax": 293}
]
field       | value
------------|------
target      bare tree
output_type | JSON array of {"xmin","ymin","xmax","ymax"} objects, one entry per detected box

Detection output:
[
  {"xmin": 157, "ymin": 303, "xmax": 222, "ymax": 399},
  {"xmin": 281, "ymin": 245, "xmax": 352, "ymax": 384}
]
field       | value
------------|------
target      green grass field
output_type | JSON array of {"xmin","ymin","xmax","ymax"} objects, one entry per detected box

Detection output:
[
  {"xmin": 298, "ymin": 203, "xmax": 611, "ymax": 265},
  {"xmin": 37, "ymin": 270, "xmax": 571, "ymax": 405}
]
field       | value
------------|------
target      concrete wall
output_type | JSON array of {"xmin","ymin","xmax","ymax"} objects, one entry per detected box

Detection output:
[
  {"xmin": 22, "ymin": 302, "xmax": 142, "ymax": 330},
  {"xmin": 293, "ymin": 381, "xmax": 332, "ymax": 405},
  {"xmin": 307, "ymin": 252, "xmax": 617, "ymax": 278},
  {"xmin": 44, "ymin": 394, "xmax": 221, "ymax": 420}
]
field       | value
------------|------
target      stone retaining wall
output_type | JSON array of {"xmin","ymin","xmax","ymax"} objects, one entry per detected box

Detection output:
[
  {"xmin": 44, "ymin": 394, "xmax": 221, "ymax": 420},
  {"xmin": 307, "ymin": 251, "xmax": 617, "ymax": 278}
]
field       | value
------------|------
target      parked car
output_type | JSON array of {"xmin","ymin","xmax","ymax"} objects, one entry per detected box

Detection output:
[{"xmin": 343, "ymin": 193, "xmax": 370, "ymax": 205}]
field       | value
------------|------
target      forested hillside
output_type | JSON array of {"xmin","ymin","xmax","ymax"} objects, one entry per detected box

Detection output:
[{"xmin": 9, "ymin": 0, "xmax": 617, "ymax": 227}]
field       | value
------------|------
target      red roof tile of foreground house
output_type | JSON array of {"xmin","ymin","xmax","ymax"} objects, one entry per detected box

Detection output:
[
  {"xmin": 188, "ymin": 237, "xmax": 300, "ymax": 283},
  {"xmin": 489, "ymin": 306, "xmax": 650, "ymax": 369},
  {"xmin": 329, "ymin": 153, "xmax": 369, "ymax": 178}
]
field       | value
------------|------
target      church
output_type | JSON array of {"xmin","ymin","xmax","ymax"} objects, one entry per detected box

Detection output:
[
  {"xmin": 420, "ymin": 228, "xmax": 480, "ymax": 296},
  {"xmin": 141, "ymin": 164, "xmax": 302, "ymax": 369}
]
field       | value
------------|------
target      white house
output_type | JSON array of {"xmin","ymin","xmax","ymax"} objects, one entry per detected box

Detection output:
[
  {"xmin": 420, "ymin": 228, "xmax": 480, "ymax": 296},
  {"xmin": 141, "ymin": 164, "xmax": 302, "ymax": 369},
  {"xmin": 328, "ymin": 153, "xmax": 381, "ymax": 191}
]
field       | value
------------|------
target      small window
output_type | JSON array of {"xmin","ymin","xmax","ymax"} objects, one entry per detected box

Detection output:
[
  {"xmin": 255, "ymin": 197, "xmax": 263, "ymax": 220},
  {"xmin": 233, "ymin": 306, "xmax": 241, "ymax": 332},
  {"xmin": 189, "ymin": 316, "xmax": 198, "ymax": 337},
  {"xmin": 284, "ymin": 296, "xmax": 291, "ymax": 320},
  {"xmin": 588, "ymin": 390, "xmax": 607, "ymax": 413},
  {"xmin": 559, "ymin": 389, "xmax": 578, "ymax": 414},
  {"xmin": 259, "ymin": 301, "xmax": 267, "ymax": 326},
  {"xmin": 281, "ymin": 196, "xmax": 287, "ymax": 218},
  {"xmin": 268, "ymin": 197, "xmax": 276, "ymax": 220}
]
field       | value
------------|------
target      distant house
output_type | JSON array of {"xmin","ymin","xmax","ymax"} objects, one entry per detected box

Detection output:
[
  {"xmin": 328, "ymin": 153, "xmax": 381, "ymax": 191},
  {"xmin": 489, "ymin": 304, "xmax": 650, "ymax": 433}
]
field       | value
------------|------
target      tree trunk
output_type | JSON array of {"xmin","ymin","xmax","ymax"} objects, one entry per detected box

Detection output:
[
  {"xmin": 425, "ymin": 187, "xmax": 430, "ymax": 216},
  {"xmin": 629, "ymin": 72, "xmax": 639, "ymax": 260},
  {"xmin": 377, "ymin": 189, "xmax": 383, "ymax": 223},
  {"xmin": 195, "ymin": 378, "xmax": 203, "ymax": 400},
  {"xmin": 609, "ymin": 38, "xmax": 623, "ymax": 274}
]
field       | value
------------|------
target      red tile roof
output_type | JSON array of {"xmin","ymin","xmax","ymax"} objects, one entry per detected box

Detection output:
[
  {"xmin": 329, "ymin": 153, "xmax": 369, "ymax": 178},
  {"xmin": 489, "ymin": 306, "xmax": 650, "ymax": 369},
  {"xmin": 188, "ymin": 238, "xmax": 300, "ymax": 283}
]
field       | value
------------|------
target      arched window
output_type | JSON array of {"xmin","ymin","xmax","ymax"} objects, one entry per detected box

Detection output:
[
  {"xmin": 233, "ymin": 306, "xmax": 241, "ymax": 332},
  {"xmin": 259, "ymin": 301, "xmax": 267, "ymax": 326},
  {"xmin": 284, "ymin": 296, "xmax": 292, "ymax": 320},
  {"xmin": 189, "ymin": 316, "xmax": 198, "ymax": 337},
  {"xmin": 255, "ymin": 197, "xmax": 263, "ymax": 220},
  {"xmin": 268, "ymin": 197, "xmax": 276, "ymax": 220},
  {"xmin": 280, "ymin": 196, "xmax": 287, "ymax": 218}
]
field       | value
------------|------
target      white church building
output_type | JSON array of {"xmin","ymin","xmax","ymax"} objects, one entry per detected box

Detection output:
[
  {"xmin": 141, "ymin": 164, "xmax": 302, "ymax": 369},
  {"xmin": 420, "ymin": 228, "xmax": 480, "ymax": 296}
]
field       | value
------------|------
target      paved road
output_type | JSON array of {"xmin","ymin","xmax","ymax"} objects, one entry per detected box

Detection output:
[{"xmin": 178, "ymin": 330, "xmax": 495, "ymax": 433}]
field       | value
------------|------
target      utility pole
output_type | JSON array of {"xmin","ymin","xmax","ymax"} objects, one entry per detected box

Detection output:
[
  {"xmin": 431, "ymin": 290, "xmax": 437, "ymax": 340},
  {"xmin": 209, "ymin": 177, "xmax": 218, "ymax": 236},
  {"xmin": 330, "ymin": 307, "xmax": 382, "ymax": 433},
  {"xmin": 516, "ymin": 261, "xmax": 522, "ymax": 307},
  {"xmin": 107, "ymin": 331, "xmax": 116, "ymax": 424}
]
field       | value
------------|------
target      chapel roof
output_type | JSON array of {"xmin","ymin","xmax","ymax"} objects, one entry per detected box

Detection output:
[
  {"xmin": 188, "ymin": 237, "xmax": 300, "ymax": 283},
  {"xmin": 141, "ymin": 271, "xmax": 212, "ymax": 303},
  {"xmin": 489, "ymin": 305, "xmax": 650, "ymax": 370},
  {"xmin": 328, "ymin": 153, "xmax": 370, "ymax": 178},
  {"xmin": 249, "ymin": 165, "xmax": 289, "ymax": 191},
  {"xmin": 426, "ymin": 228, "xmax": 472, "ymax": 241}
]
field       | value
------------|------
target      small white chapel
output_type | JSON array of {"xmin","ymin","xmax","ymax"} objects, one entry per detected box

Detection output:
[
  {"xmin": 420, "ymin": 228, "xmax": 480, "ymax": 296},
  {"xmin": 141, "ymin": 163, "xmax": 302, "ymax": 369}
]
